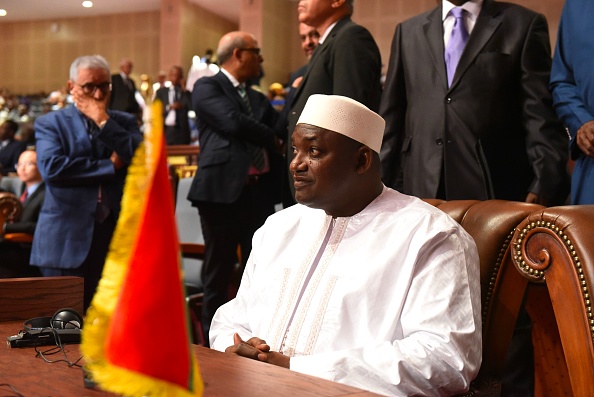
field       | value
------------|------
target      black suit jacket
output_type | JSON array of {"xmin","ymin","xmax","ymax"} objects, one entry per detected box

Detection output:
[
  {"xmin": 5, "ymin": 182, "xmax": 45, "ymax": 235},
  {"xmin": 187, "ymin": 72, "xmax": 283, "ymax": 205},
  {"xmin": 0, "ymin": 140, "xmax": 27, "ymax": 174},
  {"xmin": 109, "ymin": 74, "xmax": 140, "ymax": 116},
  {"xmin": 155, "ymin": 85, "xmax": 192, "ymax": 144},
  {"xmin": 380, "ymin": 0, "xmax": 569, "ymax": 204},
  {"xmin": 287, "ymin": 17, "xmax": 382, "ymax": 136}
]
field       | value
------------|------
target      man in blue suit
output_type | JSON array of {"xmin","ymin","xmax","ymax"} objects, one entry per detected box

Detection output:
[
  {"xmin": 187, "ymin": 31, "xmax": 283, "ymax": 340},
  {"xmin": 32, "ymin": 55, "xmax": 142, "ymax": 309},
  {"xmin": 550, "ymin": 0, "xmax": 594, "ymax": 204}
]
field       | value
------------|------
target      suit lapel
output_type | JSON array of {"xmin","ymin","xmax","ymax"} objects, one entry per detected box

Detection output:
[
  {"xmin": 216, "ymin": 72, "xmax": 249, "ymax": 113},
  {"xmin": 65, "ymin": 105, "xmax": 95, "ymax": 155},
  {"xmin": 449, "ymin": 0, "xmax": 502, "ymax": 90},
  {"xmin": 423, "ymin": 7, "xmax": 448, "ymax": 89},
  {"xmin": 293, "ymin": 18, "xmax": 351, "ymax": 104}
]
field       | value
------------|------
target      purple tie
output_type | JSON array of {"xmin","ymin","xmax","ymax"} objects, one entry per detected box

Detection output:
[{"xmin": 445, "ymin": 7, "xmax": 469, "ymax": 87}]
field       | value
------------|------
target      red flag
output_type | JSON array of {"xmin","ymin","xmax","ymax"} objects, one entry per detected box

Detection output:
[{"xmin": 81, "ymin": 102, "xmax": 203, "ymax": 396}]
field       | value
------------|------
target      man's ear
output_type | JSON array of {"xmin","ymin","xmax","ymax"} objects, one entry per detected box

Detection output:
[
  {"xmin": 355, "ymin": 146, "xmax": 374, "ymax": 174},
  {"xmin": 66, "ymin": 80, "xmax": 74, "ymax": 94},
  {"xmin": 331, "ymin": 0, "xmax": 346, "ymax": 9}
]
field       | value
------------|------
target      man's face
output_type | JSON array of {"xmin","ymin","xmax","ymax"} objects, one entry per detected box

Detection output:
[
  {"xmin": 16, "ymin": 151, "xmax": 42, "ymax": 184},
  {"xmin": 297, "ymin": 0, "xmax": 335, "ymax": 27},
  {"xmin": 168, "ymin": 67, "xmax": 182, "ymax": 86},
  {"xmin": 120, "ymin": 61, "xmax": 133, "ymax": 75},
  {"xmin": 239, "ymin": 37, "xmax": 263, "ymax": 80},
  {"xmin": 299, "ymin": 23, "xmax": 320, "ymax": 59},
  {"xmin": 68, "ymin": 67, "xmax": 111, "ymax": 104},
  {"xmin": 290, "ymin": 124, "xmax": 359, "ymax": 214}
]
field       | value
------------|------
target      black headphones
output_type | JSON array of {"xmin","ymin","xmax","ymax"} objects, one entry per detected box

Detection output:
[{"xmin": 23, "ymin": 308, "xmax": 84, "ymax": 333}]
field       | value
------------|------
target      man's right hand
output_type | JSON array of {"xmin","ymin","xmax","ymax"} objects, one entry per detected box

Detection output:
[
  {"xmin": 225, "ymin": 333, "xmax": 270, "ymax": 361},
  {"xmin": 71, "ymin": 86, "xmax": 110, "ymax": 127},
  {"xmin": 577, "ymin": 120, "xmax": 594, "ymax": 158}
]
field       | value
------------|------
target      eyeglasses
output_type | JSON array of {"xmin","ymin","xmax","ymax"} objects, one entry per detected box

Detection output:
[
  {"xmin": 15, "ymin": 161, "xmax": 36, "ymax": 169},
  {"xmin": 75, "ymin": 82, "xmax": 112, "ymax": 96},
  {"xmin": 238, "ymin": 47, "xmax": 261, "ymax": 56}
]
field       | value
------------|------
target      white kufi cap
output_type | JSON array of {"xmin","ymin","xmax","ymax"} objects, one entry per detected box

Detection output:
[{"xmin": 296, "ymin": 94, "xmax": 385, "ymax": 153}]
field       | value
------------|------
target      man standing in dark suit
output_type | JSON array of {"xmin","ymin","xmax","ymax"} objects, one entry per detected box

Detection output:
[
  {"xmin": 0, "ymin": 149, "xmax": 44, "ymax": 278},
  {"xmin": 155, "ymin": 65, "xmax": 192, "ymax": 145},
  {"xmin": 379, "ymin": 1, "xmax": 570, "ymax": 395},
  {"xmin": 0, "ymin": 120, "xmax": 27, "ymax": 175},
  {"xmin": 380, "ymin": 0, "xmax": 569, "ymax": 206},
  {"xmin": 187, "ymin": 31, "xmax": 283, "ymax": 340},
  {"xmin": 32, "ymin": 55, "xmax": 142, "ymax": 309},
  {"xmin": 285, "ymin": 0, "xmax": 382, "ymax": 205},
  {"xmin": 109, "ymin": 58, "xmax": 141, "ymax": 120}
]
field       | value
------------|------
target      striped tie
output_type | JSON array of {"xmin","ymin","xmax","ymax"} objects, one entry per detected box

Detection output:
[{"xmin": 238, "ymin": 85, "xmax": 266, "ymax": 171}]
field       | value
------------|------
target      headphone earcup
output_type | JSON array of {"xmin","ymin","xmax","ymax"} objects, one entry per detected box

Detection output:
[
  {"xmin": 23, "ymin": 316, "xmax": 52, "ymax": 332},
  {"xmin": 51, "ymin": 308, "xmax": 83, "ymax": 330}
]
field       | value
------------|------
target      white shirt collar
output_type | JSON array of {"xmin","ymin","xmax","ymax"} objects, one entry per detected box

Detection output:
[
  {"xmin": 221, "ymin": 67, "xmax": 241, "ymax": 88},
  {"xmin": 442, "ymin": 0, "xmax": 483, "ymax": 21},
  {"xmin": 319, "ymin": 20, "xmax": 339, "ymax": 44}
]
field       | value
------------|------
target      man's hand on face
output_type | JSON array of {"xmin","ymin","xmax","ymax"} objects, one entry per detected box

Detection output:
[
  {"xmin": 225, "ymin": 333, "xmax": 290, "ymax": 368},
  {"xmin": 71, "ymin": 83, "xmax": 110, "ymax": 127}
]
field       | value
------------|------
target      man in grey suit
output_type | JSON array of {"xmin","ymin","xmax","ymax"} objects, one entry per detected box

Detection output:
[
  {"xmin": 379, "ymin": 1, "xmax": 570, "ymax": 394},
  {"xmin": 380, "ymin": 0, "xmax": 569, "ymax": 206},
  {"xmin": 284, "ymin": 0, "xmax": 382, "ymax": 206}
]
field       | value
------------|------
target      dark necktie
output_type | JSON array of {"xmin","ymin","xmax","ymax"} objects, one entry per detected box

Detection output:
[
  {"xmin": 444, "ymin": 7, "xmax": 469, "ymax": 87},
  {"xmin": 20, "ymin": 189, "xmax": 28, "ymax": 203},
  {"xmin": 87, "ymin": 118, "xmax": 111, "ymax": 222},
  {"xmin": 237, "ymin": 85, "xmax": 266, "ymax": 171}
]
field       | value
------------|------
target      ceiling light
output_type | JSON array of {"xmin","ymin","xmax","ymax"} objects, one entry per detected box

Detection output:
[
  {"xmin": 82, "ymin": 1, "xmax": 93, "ymax": 8},
  {"xmin": 0, "ymin": 9, "xmax": 7, "ymax": 17}
]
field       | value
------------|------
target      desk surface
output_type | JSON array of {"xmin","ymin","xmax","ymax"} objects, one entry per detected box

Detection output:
[{"xmin": 0, "ymin": 322, "xmax": 380, "ymax": 396}]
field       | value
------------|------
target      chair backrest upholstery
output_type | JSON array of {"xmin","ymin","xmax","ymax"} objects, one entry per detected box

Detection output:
[
  {"xmin": 425, "ymin": 200, "xmax": 543, "ymax": 377},
  {"xmin": 425, "ymin": 199, "xmax": 594, "ymax": 396},
  {"xmin": 175, "ymin": 177, "xmax": 204, "ymax": 292},
  {"xmin": 175, "ymin": 178, "xmax": 203, "ymax": 245},
  {"xmin": 0, "ymin": 176, "xmax": 24, "ymax": 196}
]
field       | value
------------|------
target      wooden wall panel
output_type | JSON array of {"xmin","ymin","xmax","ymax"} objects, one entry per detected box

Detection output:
[{"xmin": 0, "ymin": 0, "xmax": 566, "ymax": 96}]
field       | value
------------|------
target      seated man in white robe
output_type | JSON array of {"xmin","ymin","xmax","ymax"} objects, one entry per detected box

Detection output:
[{"xmin": 210, "ymin": 94, "xmax": 482, "ymax": 396}]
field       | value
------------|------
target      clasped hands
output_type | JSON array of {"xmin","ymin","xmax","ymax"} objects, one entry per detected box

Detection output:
[{"xmin": 225, "ymin": 333, "xmax": 290, "ymax": 369}]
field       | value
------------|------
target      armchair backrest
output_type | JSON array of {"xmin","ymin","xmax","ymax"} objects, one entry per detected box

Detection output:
[{"xmin": 424, "ymin": 199, "xmax": 543, "ymax": 390}]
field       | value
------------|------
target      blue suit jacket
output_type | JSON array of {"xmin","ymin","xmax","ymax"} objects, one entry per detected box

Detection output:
[
  {"xmin": 31, "ymin": 105, "xmax": 142, "ymax": 269},
  {"xmin": 550, "ymin": 0, "xmax": 594, "ymax": 204},
  {"xmin": 187, "ymin": 71, "xmax": 283, "ymax": 205}
]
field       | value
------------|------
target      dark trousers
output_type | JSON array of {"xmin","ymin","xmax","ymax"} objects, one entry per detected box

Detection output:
[
  {"xmin": 197, "ymin": 185, "xmax": 274, "ymax": 343},
  {"xmin": 38, "ymin": 216, "xmax": 116, "ymax": 311},
  {"xmin": 165, "ymin": 125, "xmax": 190, "ymax": 145}
]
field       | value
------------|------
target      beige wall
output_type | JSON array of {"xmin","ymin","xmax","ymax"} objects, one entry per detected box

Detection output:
[
  {"xmin": 240, "ymin": 0, "xmax": 296, "ymax": 91},
  {"xmin": 0, "ymin": 0, "xmax": 566, "ymax": 95},
  {"xmin": 0, "ymin": 11, "xmax": 160, "ymax": 94}
]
